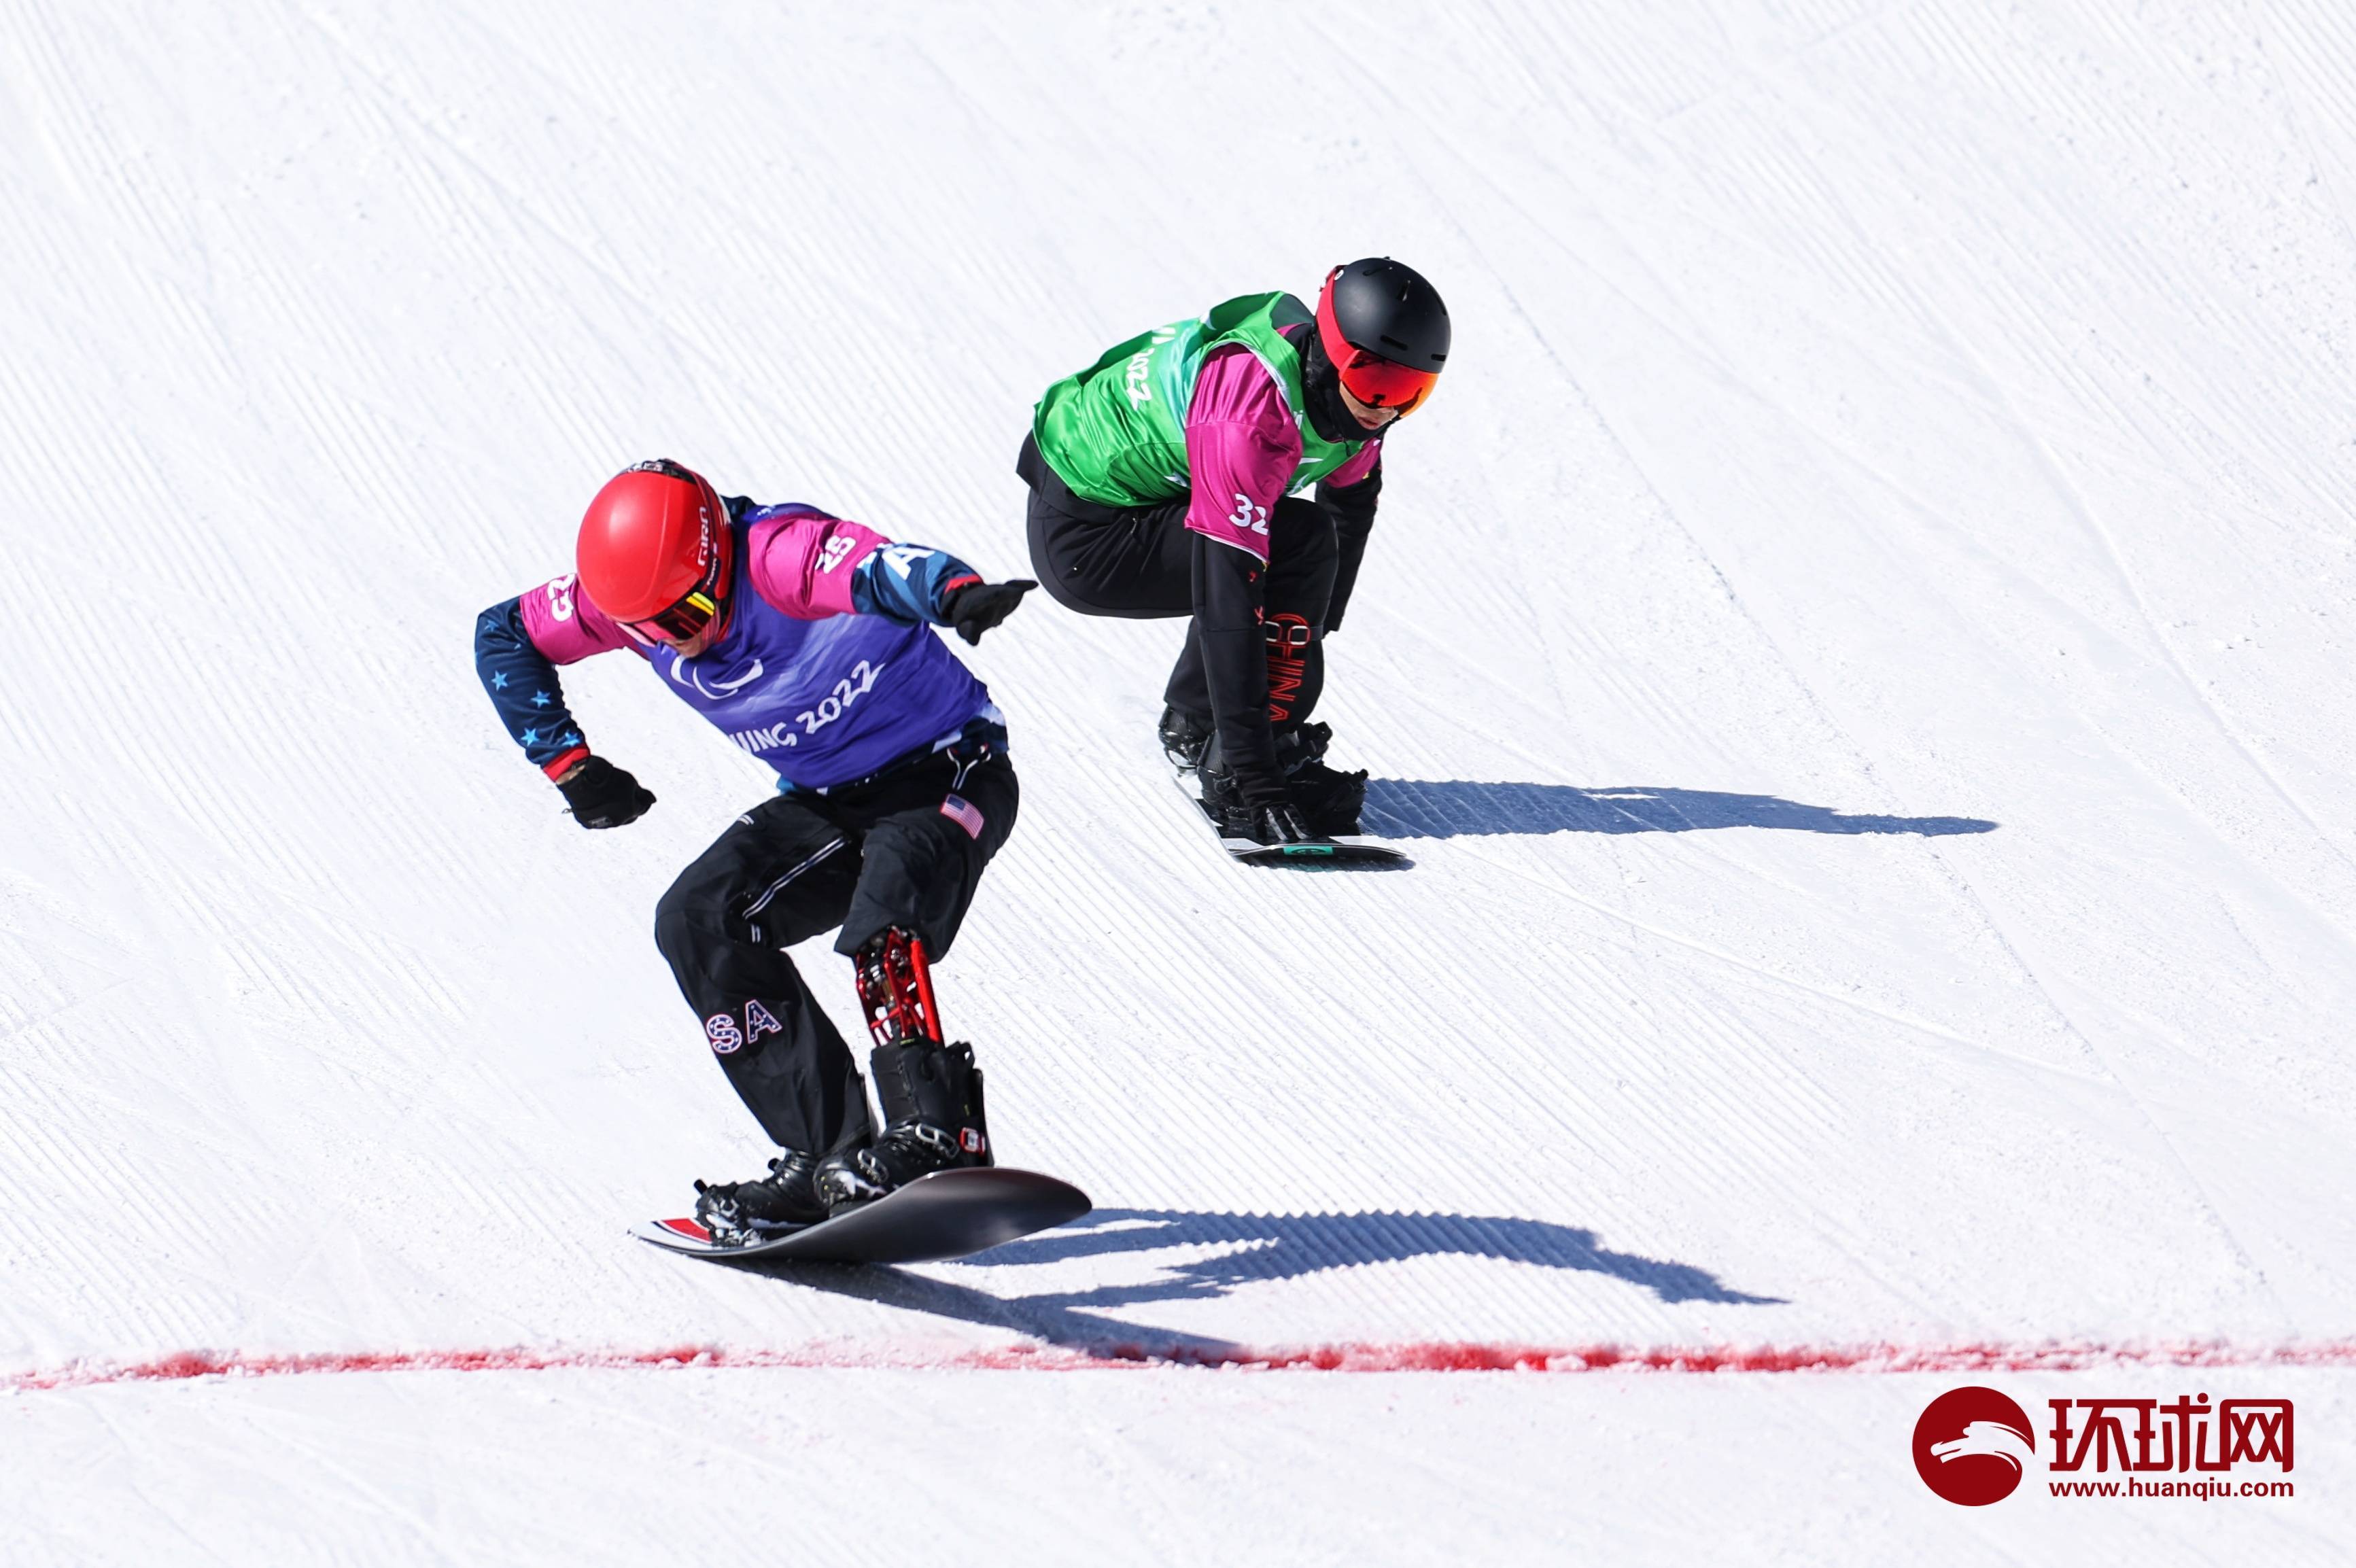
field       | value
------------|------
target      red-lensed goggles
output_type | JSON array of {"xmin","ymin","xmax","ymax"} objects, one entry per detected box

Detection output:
[
  {"xmin": 626, "ymin": 577, "xmax": 725, "ymax": 644},
  {"xmin": 1316, "ymin": 270, "xmax": 1440, "ymax": 417}
]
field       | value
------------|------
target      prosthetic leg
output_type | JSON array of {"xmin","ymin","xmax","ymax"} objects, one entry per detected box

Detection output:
[{"xmin": 815, "ymin": 927, "xmax": 992, "ymax": 1212}]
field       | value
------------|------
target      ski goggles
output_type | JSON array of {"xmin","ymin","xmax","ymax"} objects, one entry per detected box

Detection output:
[
  {"xmin": 623, "ymin": 580, "xmax": 724, "ymax": 645},
  {"xmin": 1317, "ymin": 269, "xmax": 1441, "ymax": 417}
]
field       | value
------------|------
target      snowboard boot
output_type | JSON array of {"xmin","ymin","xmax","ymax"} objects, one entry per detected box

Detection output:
[
  {"xmin": 1276, "ymin": 722, "xmax": 1366, "ymax": 837},
  {"xmin": 693, "ymin": 1149, "xmax": 827, "ymax": 1245},
  {"xmin": 816, "ymin": 1039, "xmax": 992, "ymax": 1211},
  {"xmin": 1198, "ymin": 731, "xmax": 1322, "ymax": 843},
  {"xmin": 1193, "ymin": 759, "xmax": 1276, "ymax": 841},
  {"xmin": 1159, "ymin": 705, "xmax": 1213, "ymax": 772},
  {"xmin": 1200, "ymin": 725, "xmax": 1364, "ymax": 839}
]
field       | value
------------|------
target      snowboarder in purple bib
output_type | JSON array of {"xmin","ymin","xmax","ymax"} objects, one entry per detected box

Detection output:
[
  {"xmin": 1020, "ymin": 258, "xmax": 1450, "ymax": 846},
  {"xmin": 474, "ymin": 459, "xmax": 1038, "ymax": 1244}
]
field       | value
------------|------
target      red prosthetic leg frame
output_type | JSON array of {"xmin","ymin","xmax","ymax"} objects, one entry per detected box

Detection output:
[
  {"xmin": 849, "ymin": 928, "xmax": 990, "ymax": 1166},
  {"xmin": 854, "ymin": 926, "xmax": 945, "ymax": 1049}
]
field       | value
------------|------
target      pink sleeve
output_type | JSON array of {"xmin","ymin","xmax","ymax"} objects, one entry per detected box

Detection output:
[
  {"xmin": 1183, "ymin": 345, "xmax": 1303, "ymax": 563},
  {"xmin": 1327, "ymin": 438, "xmax": 1383, "ymax": 489},
  {"xmin": 745, "ymin": 511, "xmax": 888, "ymax": 619},
  {"xmin": 519, "ymin": 573, "xmax": 635, "ymax": 662}
]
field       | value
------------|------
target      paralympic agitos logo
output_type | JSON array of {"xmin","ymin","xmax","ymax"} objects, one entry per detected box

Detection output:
[{"xmin": 1913, "ymin": 1386, "xmax": 2296, "ymax": 1505}]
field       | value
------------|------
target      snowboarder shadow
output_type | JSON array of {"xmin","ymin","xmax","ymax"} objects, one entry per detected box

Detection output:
[
  {"xmin": 1359, "ymin": 780, "xmax": 1996, "ymax": 841},
  {"xmin": 738, "ymin": 1207, "xmax": 1780, "ymax": 1363}
]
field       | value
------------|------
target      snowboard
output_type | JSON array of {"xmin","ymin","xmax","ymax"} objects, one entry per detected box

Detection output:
[
  {"xmin": 1170, "ymin": 765, "xmax": 1410, "ymax": 867},
  {"xmin": 639, "ymin": 1166, "xmax": 1090, "ymax": 1265}
]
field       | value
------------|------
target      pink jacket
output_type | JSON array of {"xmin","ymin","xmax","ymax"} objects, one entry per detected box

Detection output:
[{"xmin": 1183, "ymin": 345, "xmax": 1382, "ymax": 561}]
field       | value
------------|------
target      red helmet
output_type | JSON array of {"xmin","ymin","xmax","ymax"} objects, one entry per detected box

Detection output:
[{"xmin": 576, "ymin": 459, "xmax": 733, "ymax": 643}]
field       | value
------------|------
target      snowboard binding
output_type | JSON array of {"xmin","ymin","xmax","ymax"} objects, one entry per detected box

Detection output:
[
  {"xmin": 692, "ymin": 1148, "xmax": 828, "ymax": 1246},
  {"xmin": 1159, "ymin": 705, "xmax": 1214, "ymax": 772},
  {"xmin": 1196, "ymin": 722, "xmax": 1368, "ymax": 841}
]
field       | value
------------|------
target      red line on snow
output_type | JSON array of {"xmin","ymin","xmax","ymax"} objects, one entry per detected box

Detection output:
[{"xmin": 9, "ymin": 1339, "xmax": 2356, "ymax": 1391}]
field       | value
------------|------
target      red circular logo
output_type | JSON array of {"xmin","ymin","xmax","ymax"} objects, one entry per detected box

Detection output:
[{"xmin": 1913, "ymin": 1387, "xmax": 2037, "ymax": 1505}]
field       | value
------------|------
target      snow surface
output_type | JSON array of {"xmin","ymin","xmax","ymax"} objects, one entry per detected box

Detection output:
[{"xmin": 3, "ymin": 1, "xmax": 2354, "ymax": 1562}]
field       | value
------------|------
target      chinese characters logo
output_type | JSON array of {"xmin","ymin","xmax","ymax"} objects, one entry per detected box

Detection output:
[{"xmin": 1913, "ymin": 1387, "xmax": 2294, "ymax": 1505}]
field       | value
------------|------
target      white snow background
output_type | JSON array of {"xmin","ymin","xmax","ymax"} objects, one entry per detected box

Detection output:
[{"xmin": 3, "ymin": 2, "xmax": 2353, "ymax": 1563}]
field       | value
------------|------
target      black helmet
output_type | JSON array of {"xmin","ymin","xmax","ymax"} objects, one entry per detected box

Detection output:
[{"xmin": 1315, "ymin": 258, "xmax": 1450, "ymax": 415}]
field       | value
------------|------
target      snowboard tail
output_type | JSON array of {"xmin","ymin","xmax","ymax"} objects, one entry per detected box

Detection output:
[{"xmin": 640, "ymin": 1166, "xmax": 1089, "ymax": 1265}]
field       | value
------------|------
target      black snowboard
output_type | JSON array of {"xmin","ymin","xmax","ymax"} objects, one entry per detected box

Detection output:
[
  {"xmin": 639, "ymin": 1167, "xmax": 1090, "ymax": 1265},
  {"xmin": 1170, "ymin": 766, "xmax": 1409, "ymax": 867}
]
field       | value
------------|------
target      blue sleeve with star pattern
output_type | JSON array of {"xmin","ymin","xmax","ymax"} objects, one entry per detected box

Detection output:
[{"xmin": 475, "ymin": 597, "xmax": 589, "ymax": 775}]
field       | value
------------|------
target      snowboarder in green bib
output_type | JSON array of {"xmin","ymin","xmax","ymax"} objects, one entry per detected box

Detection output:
[{"xmin": 1017, "ymin": 258, "xmax": 1451, "ymax": 846}]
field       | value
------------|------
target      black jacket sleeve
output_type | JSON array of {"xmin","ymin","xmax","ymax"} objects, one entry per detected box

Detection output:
[
  {"xmin": 1191, "ymin": 534, "xmax": 1287, "ymax": 805},
  {"xmin": 1316, "ymin": 458, "xmax": 1382, "ymax": 635}
]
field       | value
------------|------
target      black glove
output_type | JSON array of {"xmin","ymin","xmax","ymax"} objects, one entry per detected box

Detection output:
[
  {"xmin": 939, "ymin": 579, "xmax": 1037, "ymax": 645},
  {"xmin": 556, "ymin": 756, "xmax": 655, "ymax": 829}
]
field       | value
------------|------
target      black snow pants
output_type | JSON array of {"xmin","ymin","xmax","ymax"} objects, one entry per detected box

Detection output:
[
  {"xmin": 1019, "ymin": 434, "xmax": 1338, "ymax": 788},
  {"xmin": 651, "ymin": 735, "xmax": 1018, "ymax": 1156}
]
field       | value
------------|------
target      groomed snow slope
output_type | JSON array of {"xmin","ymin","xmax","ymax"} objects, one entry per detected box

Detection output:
[{"xmin": 3, "ymin": 2, "xmax": 2353, "ymax": 1561}]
